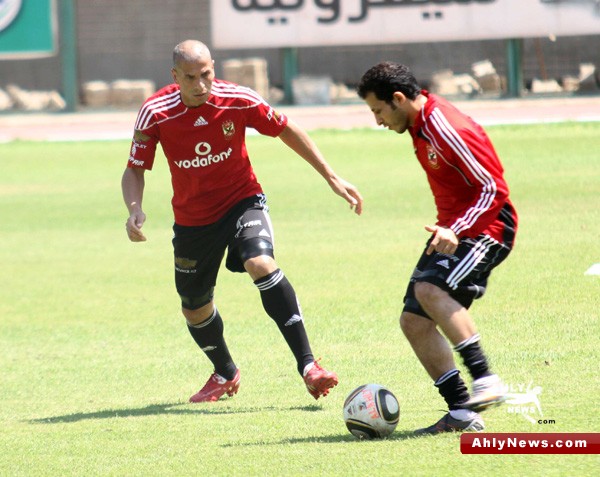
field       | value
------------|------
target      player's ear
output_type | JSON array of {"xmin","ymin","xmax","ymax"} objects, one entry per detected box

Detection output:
[
  {"xmin": 392, "ymin": 91, "xmax": 407, "ymax": 107},
  {"xmin": 171, "ymin": 67, "xmax": 178, "ymax": 83}
]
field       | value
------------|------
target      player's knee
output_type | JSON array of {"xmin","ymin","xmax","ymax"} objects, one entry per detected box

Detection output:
[
  {"xmin": 180, "ymin": 288, "xmax": 214, "ymax": 311},
  {"xmin": 238, "ymin": 238, "xmax": 274, "ymax": 264},
  {"xmin": 182, "ymin": 302, "xmax": 214, "ymax": 326},
  {"xmin": 243, "ymin": 253, "xmax": 277, "ymax": 280},
  {"xmin": 400, "ymin": 312, "xmax": 418, "ymax": 337},
  {"xmin": 399, "ymin": 313, "xmax": 409, "ymax": 334},
  {"xmin": 400, "ymin": 312, "xmax": 434, "ymax": 340},
  {"xmin": 414, "ymin": 281, "xmax": 444, "ymax": 307},
  {"xmin": 181, "ymin": 290, "xmax": 214, "ymax": 325}
]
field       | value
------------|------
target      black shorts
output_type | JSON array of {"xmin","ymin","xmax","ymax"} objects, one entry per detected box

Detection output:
[
  {"xmin": 172, "ymin": 194, "xmax": 275, "ymax": 309},
  {"xmin": 403, "ymin": 234, "xmax": 512, "ymax": 319}
]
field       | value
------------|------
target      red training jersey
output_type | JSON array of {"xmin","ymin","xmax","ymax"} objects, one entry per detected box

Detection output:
[
  {"xmin": 127, "ymin": 80, "xmax": 288, "ymax": 226},
  {"xmin": 408, "ymin": 91, "xmax": 518, "ymax": 244}
]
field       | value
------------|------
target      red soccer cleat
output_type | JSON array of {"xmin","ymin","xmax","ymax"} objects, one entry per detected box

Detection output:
[
  {"xmin": 303, "ymin": 360, "xmax": 338, "ymax": 400},
  {"xmin": 189, "ymin": 369, "xmax": 241, "ymax": 403}
]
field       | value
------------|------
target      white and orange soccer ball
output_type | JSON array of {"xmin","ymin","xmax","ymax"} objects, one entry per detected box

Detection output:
[{"xmin": 343, "ymin": 384, "xmax": 400, "ymax": 439}]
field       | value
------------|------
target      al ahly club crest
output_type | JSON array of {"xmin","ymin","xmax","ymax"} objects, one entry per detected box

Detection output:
[
  {"xmin": 426, "ymin": 145, "xmax": 440, "ymax": 169},
  {"xmin": 222, "ymin": 120, "xmax": 235, "ymax": 139}
]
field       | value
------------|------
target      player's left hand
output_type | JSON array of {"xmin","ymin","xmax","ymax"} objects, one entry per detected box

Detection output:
[
  {"xmin": 126, "ymin": 211, "xmax": 147, "ymax": 242},
  {"xmin": 425, "ymin": 225, "xmax": 458, "ymax": 255},
  {"xmin": 329, "ymin": 176, "xmax": 363, "ymax": 215}
]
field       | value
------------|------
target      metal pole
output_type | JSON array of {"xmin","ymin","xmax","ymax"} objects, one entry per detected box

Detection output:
[
  {"xmin": 506, "ymin": 38, "xmax": 524, "ymax": 98},
  {"xmin": 60, "ymin": 0, "xmax": 78, "ymax": 111},
  {"xmin": 282, "ymin": 47, "xmax": 298, "ymax": 105}
]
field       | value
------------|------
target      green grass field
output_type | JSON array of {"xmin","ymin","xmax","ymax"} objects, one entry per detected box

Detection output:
[{"xmin": 1, "ymin": 123, "xmax": 598, "ymax": 476}]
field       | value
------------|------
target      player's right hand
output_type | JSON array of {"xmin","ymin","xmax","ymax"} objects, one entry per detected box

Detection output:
[
  {"xmin": 125, "ymin": 212, "xmax": 147, "ymax": 242},
  {"xmin": 328, "ymin": 175, "xmax": 364, "ymax": 216},
  {"xmin": 424, "ymin": 225, "xmax": 457, "ymax": 255}
]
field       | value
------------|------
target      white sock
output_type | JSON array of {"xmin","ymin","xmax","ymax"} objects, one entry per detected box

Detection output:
[
  {"xmin": 449, "ymin": 409, "xmax": 478, "ymax": 421},
  {"xmin": 302, "ymin": 361, "xmax": 315, "ymax": 377},
  {"xmin": 475, "ymin": 373, "xmax": 500, "ymax": 384}
]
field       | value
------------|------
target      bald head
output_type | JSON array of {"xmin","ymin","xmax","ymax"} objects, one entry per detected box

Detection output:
[
  {"xmin": 171, "ymin": 40, "xmax": 216, "ymax": 107},
  {"xmin": 173, "ymin": 40, "xmax": 212, "ymax": 68}
]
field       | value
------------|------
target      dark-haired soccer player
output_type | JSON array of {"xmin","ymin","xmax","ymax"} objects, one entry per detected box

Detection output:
[
  {"xmin": 357, "ymin": 62, "xmax": 517, "ymax": 434},
  {"xmin": 122, "ymin": 40, "xmax": 363, "ymax": 403}
]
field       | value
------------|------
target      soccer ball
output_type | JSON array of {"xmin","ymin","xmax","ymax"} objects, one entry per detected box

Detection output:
[{"xmin": 343, "ymin": 384, "xmax": 400, "ymax": 439}]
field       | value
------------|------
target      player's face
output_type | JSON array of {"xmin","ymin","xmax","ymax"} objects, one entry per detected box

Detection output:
[
  {"xmin": 364, "ymin": 92, "xmax": 410, "ymax": 134},
  {"xmin": 172, "ymin": 57, "xmax": 215, "ymax": 107}
]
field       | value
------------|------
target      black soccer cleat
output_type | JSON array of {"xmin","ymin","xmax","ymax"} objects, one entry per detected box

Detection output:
[{"xmin": 414, "ymin": 412, "xmax": 484, "ymax": 435}]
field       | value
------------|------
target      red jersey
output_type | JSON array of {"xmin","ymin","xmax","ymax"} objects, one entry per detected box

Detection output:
[
  {"xmin": 127, "ymin": 80, "xmax": 288, "ymax": 226},
  {"xmin": 408, "ymin": 91, "xmax": 518, "ymax": 244}
]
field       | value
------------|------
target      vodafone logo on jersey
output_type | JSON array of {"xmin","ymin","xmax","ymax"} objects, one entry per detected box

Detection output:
[{"xmin": 174, "ymin": 141, "xmax": 233, "ymax": 169}]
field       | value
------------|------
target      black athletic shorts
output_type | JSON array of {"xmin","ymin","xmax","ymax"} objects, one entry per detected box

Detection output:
[
  {"xmin": 172, "ymin": 194, "xmax": 275, "ymax": 310},
  {"xmin": 403, "ymin": 233, "xmax": 512, "ymax": 319}
]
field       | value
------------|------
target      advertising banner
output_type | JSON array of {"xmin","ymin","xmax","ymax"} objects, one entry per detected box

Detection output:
[
  {"xmin": 211, "ymin": 0, "xmax": 600, "ymax": 49},
  {"xmin": 0, "ymin": 0, "xmax": 57, "ymax": 59}
]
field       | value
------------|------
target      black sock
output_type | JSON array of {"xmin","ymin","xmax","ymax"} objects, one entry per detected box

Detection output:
[
  {"xmin": 454, "ymin": 333, "xmax": 492, "ymax": 381},
  {"xmin": 187, "ymin": 308, "xmax": 237, "ymax": 381},
  {"xmin": 255, "ymin": 269, "xmax": 314, "ymax": 375},
  {"xmin": 435, "ymin": 369, "xmax": 470, "ymax": 410}
]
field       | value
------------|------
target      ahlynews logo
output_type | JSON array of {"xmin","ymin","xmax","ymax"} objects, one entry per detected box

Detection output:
[
  {"xmin": 461, "ymin": 433, "xmax": 600, "ymax": 454},
  {"xmin": 504, "ymin": 381, "xmax": 547, "ymax": 424}
]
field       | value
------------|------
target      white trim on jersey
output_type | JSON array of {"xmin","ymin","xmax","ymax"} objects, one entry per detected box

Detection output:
[
  {"xmin": 422, "ymin": 133, "xmax": 473, "ymax": 186},
  {"xmin": 135, "ymin": 90, "xmax": 183, "ymax": 131},
  {"xmin": 212, "ymin": 81, "xmax": 264, "ymax": 100},
  {"xmin": 422, "ymin": 107, "xmax": 498, "ymax": 236},
  {"xmin": 208, "ymin": 82, "xmax": 267, "ymax": 108},
  {"xmin": 133, "ymin": 81, "xmax": 271, "ymax": 132}
]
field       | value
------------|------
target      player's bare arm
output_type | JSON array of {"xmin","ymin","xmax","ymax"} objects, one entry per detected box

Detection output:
[
  {"xmin": 425, "ymin": 225, "xmax": 459, "ymax": 255},
  {"xmin": 122, "ymin": 147, "xmax": 147, "ymax": 242},
  {"xmin": 278, "ymin": 120, "xmax": 363, "ymax": 215}
]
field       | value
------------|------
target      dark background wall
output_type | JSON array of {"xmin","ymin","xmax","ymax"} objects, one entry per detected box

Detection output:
[{"xmin": 1, "ymin": 0, "xmax": 598, "ymax": 101}]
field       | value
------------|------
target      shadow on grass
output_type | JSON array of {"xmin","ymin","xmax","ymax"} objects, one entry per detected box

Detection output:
[
  {"xmin": 221, "ymin": 429, "xmax": 420, "ymax": 446},
  {"xmin": 29, "ymin": 403, "xmax": 323, "ymax": 424}
]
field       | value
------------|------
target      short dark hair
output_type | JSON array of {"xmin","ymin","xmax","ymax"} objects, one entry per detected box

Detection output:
[{"xmin": 357, "ymin": 62, "xmax": 421, "ymax": 102}]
